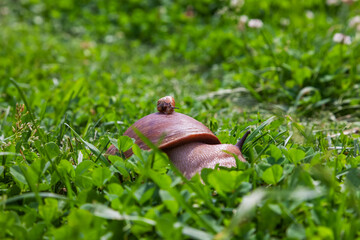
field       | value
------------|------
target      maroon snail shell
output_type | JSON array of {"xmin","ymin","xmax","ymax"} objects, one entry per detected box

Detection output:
[
  {"xmin": 122, "ymin": 112, "xmax": 220, "ymax": 157},
  {"xmin": 105, "ymin": 96, "xmax": 249, "ymax": 179}
]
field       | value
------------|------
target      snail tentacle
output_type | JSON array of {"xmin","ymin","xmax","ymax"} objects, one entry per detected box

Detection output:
[{"xmin": 235, "ymin": 130, "xmax": 251, "ymax": 151}]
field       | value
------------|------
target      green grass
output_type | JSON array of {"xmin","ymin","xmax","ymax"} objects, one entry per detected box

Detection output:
[{"xmin": 1, "ymin": 0, "xmax": 360, "ymax": 239}]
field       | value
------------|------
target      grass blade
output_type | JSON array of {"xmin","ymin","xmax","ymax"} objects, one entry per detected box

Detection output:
[
  {"xmin": 242, "ymin": 116, "xmax": 276, "ymax": 153},
  {"xmin": 65, "ymin": 123, "xmax": 110, "ymax": 167},
  {"xmin": 1, "ymin": 192, "xmax": 71, "ymax": 206},
  {"xmin": 81, "ymin": 203, "xmax": 156, "ymax": 225}
]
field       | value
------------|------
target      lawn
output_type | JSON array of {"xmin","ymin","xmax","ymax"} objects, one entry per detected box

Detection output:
[{"xmin": 1, "ymin": 0, "xmax": 360, "ymax": 239}]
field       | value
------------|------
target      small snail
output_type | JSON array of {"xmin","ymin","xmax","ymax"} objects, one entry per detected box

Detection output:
[{"xmin": 106, "ymin": 96, "xmax": 249, "ymax": 179}]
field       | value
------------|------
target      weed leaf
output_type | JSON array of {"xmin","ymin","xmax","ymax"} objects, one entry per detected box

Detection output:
[{"xmin": 262, "ymin": 165, "xmax": 283, "ymax": 185}]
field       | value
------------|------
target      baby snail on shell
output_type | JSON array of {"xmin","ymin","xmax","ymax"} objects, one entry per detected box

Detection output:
[{"xmin": 106, "ymin": 96, "xmax": 250, "ymax": 179}]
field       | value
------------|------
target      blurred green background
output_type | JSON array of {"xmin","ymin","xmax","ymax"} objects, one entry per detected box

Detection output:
[{"xmin": 2, "ymin": 0, "xmax": 360, "ymax": 132}]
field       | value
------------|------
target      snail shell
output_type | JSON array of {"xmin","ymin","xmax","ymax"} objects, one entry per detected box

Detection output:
[{"xmin": 106, "ymin": 97, "xmax": 247, "ymax": 179}]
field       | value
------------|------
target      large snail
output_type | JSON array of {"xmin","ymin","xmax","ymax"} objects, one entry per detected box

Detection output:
[{"xmin": 106, "ymin": 96, "xmax": 249, "ymax": 179}]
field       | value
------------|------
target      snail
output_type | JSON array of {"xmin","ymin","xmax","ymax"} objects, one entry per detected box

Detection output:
[{"xmin": 106, "ymin": 96, "xmax": 249, "ymax": 179}]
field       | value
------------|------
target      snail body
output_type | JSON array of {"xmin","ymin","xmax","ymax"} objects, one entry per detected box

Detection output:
[
  {"xmin": 164, "ymin": 142, "xmax": 243, "ymax": 179},
  {"xmin": 106, "ymin": 96, "xmax": 248, "ymax": 179}
]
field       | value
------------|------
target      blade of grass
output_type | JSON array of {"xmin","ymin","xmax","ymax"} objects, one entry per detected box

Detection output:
[
  {"xmin": 242, "ymin": 116, "xmax": 276, "ymax": 153},
  {"xmin": 55, "ymin": 90, "xmax": 74, "ymax": 126},
  {"xmin": 81, "ymin": 203, "xmax": 156, "ymax": 225},
  {"xmin": 84, "ymin": 116, "xmax": 103, "ymax": 139},
  {"xmin": 65, "ymin": 123, "xmax": 110, "ymax": 167},
  {"xmin": 94, "ymin": 139, "xmax": 110, "ymax": 164},
  {"xmin": 1, "ymin": 192, "xmax": 71, "ymax": 206},
  {"xmin": 182, "ymin": 226, "xmax": 213, "ymax": 240},
  {"xmin": 0, "ymin": 152, "xmax": 21, "ymax": 156},
  {"xmin": 10, "ymin": 79, "xmax": 37, "ymax": 127},
  {"xmin": 0, "ymin": 106, "xmax": 10, "ymax": 132},
  {"xmin": 254, "ymin": 130, "xmax": 287, "ymax": 162}
]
